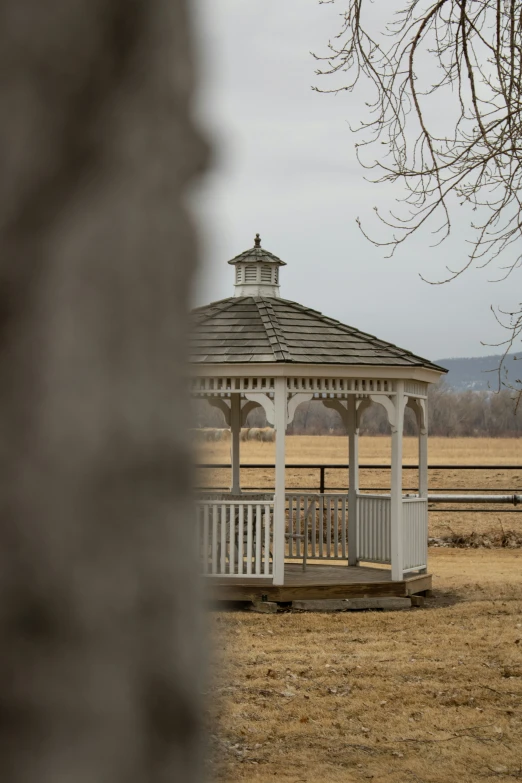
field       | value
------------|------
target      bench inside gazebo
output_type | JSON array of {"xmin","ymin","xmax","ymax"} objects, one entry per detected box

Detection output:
[{"xmin": 192, "ymin": 235, "xmax": 446, "ymax": 602}]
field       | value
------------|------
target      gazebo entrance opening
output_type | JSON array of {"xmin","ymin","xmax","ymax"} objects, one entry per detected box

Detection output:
[{"xmin": 192, "ymin": 234, "xmax": 445, "ymax": 595}]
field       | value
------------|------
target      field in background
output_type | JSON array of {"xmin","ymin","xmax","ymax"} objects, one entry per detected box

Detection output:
[
  {"xmin": 199, "ymin": 435, "xmax": 522, "ymax": 465},
  {"xmin": 208, "ymin": 548, "xmax": 522, "ymax": 783},
  {"xmin": 197, "ymin": 436, "xmax": 522, "ymax": 538}
]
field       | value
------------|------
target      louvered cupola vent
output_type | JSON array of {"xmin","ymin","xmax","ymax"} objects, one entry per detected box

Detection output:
[{"xmin": 261, "ymin": 265, "xmax": 272, "ymax": 283}]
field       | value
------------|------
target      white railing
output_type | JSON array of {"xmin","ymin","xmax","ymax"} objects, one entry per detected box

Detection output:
[
  {"xmin": 402, "ymin": 497, "xmax": 428, "ymax": 572},
  {"xmin": 286, "ymin": 494, "xmax": 348, "ymax": 560},
  {"xmin": 357, "ymin": 494, "xmax": 391, "ymax": 564},
  {"xmin": 198, "ymin": 499, "xmax": 274, "ymax": 577},
  {"xmin": 198, "ymin": 492, "xmax": 428, "ymax": 577}
]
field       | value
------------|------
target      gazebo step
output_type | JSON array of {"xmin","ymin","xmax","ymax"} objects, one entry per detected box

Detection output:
[{"xmin": 205, "ymin": 565, "xmax": 431, "ymax": 603}]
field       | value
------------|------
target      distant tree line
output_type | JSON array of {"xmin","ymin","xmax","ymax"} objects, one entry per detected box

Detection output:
[
  {"xmin": 194, "ymin": 383, "xmax": 522, "ymax": 438},
  {"xmin": 424, "ymin": 384, "xmax": 522, "ymax": 438}
]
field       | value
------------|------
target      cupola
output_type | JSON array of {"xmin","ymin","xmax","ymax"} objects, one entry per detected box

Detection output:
[{"xmin": 227, "ymin": 233, "xmax": 286, "ymax": 297}]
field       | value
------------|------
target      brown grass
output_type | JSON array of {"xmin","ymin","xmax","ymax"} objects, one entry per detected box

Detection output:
[
  {"xmin": 207, "ymin": 548, "xmax": 522, "ymax": 783},
  {"xmin": 199, "ymin": 434, "xmax": 522, "ymax": 466},
  {"xmin": 197, "ymin": 436, "xmax": 522, "ymax": 539}
]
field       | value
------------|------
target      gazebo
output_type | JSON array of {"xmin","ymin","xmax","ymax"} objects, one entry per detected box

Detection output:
[{"xmin": 192, "ymin": 235, "xmax": 446, "ymax": 601}]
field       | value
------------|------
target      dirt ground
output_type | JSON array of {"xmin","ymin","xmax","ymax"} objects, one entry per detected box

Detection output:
[
  {"xmin": 198, "ymin": 436, "xmax": 522, "ymax": 538},
  {"xmin": 207, "ymin": 548, "xmax": 522, "ymax": 783}
]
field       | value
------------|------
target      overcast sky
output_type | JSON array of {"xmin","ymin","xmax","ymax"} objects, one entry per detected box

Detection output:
[{"xmin": 189, "ymin": 0, "xmax": 518, "ymax": 362}]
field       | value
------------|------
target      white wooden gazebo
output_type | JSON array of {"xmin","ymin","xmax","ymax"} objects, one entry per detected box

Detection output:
[{"xmin": 192, "ymin": 235, "xmax": 446, "ymax": 600}]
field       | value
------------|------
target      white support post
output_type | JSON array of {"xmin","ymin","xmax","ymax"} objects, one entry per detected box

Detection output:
[
  {"xmin": 419, "ymin": 402, "xmax": 428, "ymax": 499},
  {"xmin": 390, "ymin": 381, "xmax": 405, "ymax": 581},
  {"xmin": 230, "ymin": 393, "xmax": 241, "ymax": 495},
  {"xmin": 347, "ymin": 396, "xmax": 359, "ymax": 566},
  {"xmin": 273, "ymin": 377, "xmax": 287, "ymax": 585}
]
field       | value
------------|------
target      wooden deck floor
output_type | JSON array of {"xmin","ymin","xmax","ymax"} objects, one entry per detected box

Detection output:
[{"xmin": 206, "ymin": 563, "xmax": 431, "ymax": 602}]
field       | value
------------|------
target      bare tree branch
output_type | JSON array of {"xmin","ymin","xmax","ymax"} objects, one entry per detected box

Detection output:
[{"xmin": 313, "ymin": 0, "xmax": 522, "ymax": 390}]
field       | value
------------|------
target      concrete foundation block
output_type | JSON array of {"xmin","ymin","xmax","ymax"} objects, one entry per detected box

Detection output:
[
  {"xmin": 345, "ymin": 597, "xmax": 412, "ymax": 611},
  {"xmin": 292, "ymin": 597, "xmax": 412, "ymax": 612},
  {"xmin": 292, "ymin": 599, "xmax": 349, "ymax": 612},
  {"xmin": 250, "ymin": 601, "xmax": 279, "ymax": 614}
]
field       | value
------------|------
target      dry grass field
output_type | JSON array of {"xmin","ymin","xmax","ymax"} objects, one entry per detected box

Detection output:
[
  {"xmin": 207, "ymin": 548, "xmax": 522, "ymax": 783},
  {"xmin": 202, "ymin": 438, "xmax": 522, "ymax": 781},
  {"xmin": 198, "ymin": 434, "xmax": 522, "ymax": 466},
  {"xmin": 197, "ymin": 436, "xmax": 522, "ymax": 538}
]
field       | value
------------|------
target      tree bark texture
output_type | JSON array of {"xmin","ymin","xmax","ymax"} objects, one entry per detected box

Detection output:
[{"xmin": 0, "ymin": 2, "xmax": 207, "ymax": 781}]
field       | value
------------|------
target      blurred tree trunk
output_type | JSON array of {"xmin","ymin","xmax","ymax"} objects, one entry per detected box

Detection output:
[{"xmin": 0, "ymin": 1, "xmax": 207, "ymax": 781}]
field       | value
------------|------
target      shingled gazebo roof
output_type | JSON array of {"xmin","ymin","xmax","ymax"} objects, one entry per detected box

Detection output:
[
  {"xmin": 192, "ymin": 235, "xmax": 446, "ymax": 372},
  {"xmin": 192, "ymin": 296, "xmax": 444, "ymax": 370}
]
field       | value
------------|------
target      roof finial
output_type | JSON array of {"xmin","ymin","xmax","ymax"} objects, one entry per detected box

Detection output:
[{"xmin": 254, "ymin": 233, "xmax": 261, "ymax": 248}]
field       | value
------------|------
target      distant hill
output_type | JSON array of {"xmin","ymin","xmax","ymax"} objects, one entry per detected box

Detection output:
[{"xmin": 435, "ymin": 353, "xmax": 521, "ymax": 391}]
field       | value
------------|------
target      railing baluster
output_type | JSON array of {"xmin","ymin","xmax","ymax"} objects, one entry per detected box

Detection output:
[
  {"xmin": 408, "ymin": 502, "xmax": 413, "ymax": 568},
  {"xmin": 366, "ymin": 500, "xmax": 370, "ymax": 557},
  {"xmin": 311, "ymin": 495, "xmax": 316, "ymax": 558},
  {"xmin": 416, "ymin": 503, "xmax": 420, "ymax": 566},
  {"xmin": 255, "ymin": 504, "xmax": 262, "ymax": 575},
  {"xmin": 326, "ymin": 497, "xmax": 331, "ymax": 557},
  {"xmin": 381, "ymin": 500, "xmax": 384, "ymax": 563},
  {"xmin": 246, "ymin": 504, "xmax": 253, "ymax": 575},
  {"xmin": 361, "ymin": 499, "xmax": 364, "ymax": 560},
  {"xmin": 264, "ymin": 503, "xmax": 270, "ymax": 575},
  {"xmin": 341, "ymin": 496, "xmax": 347, "ymax": 559},
  {"xmin": 360, "ymin": 497, "xmax": 365, "ymax": 561},
  {"xmin": 380, "ymin": 499, "xmax": 384, "ymax": 562},
  {"xmin": 294, "ymin": 497, "xmax": 302, "ymax": 557},
  {"xmin": 303, "ymin": 494, "xmax": 308, "ymax": 558},
  {"xmin": 220, "ymin": 504, "xmax": 227, "ymax": 574},
  {"xmin": 319, "ymin": 495, "xmax": 324, "ymax": 557},
  {"xmin": 383, "ymin": 498, "xmax": 387, "ymax": 562},
  {"xmin": 212, "ymin": 504, "xmax": 218, "ymax": 574},
  {"xmin": 375, "ymin": 498, "xmax": 378, "ymax": 562},
  {"xmin": 229, "ymin": 504, "xmax": 235, "ymax": 575},
  {"xmin": 288, "ymin": 495, "xmax": 294, "ymax": 558},
  {"xmin": 238, "ymin": 505, "xmax": 244, "ymax": 575},
  {"xmin": 359, "ymin": 498, "xmax": 365, "ymax": 561},
  {"xmin": 203, "ymin": 505, "xmax": 209, "ymax": 574},
  {"xmin": 334, "ymin": 497, "xmax": 339, "ymax": 558}
]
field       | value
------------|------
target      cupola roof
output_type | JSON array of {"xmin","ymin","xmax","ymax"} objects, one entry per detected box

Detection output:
[{"xmin": 227, "ymin": 233, "xmax": 286, "ymax": 267}]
